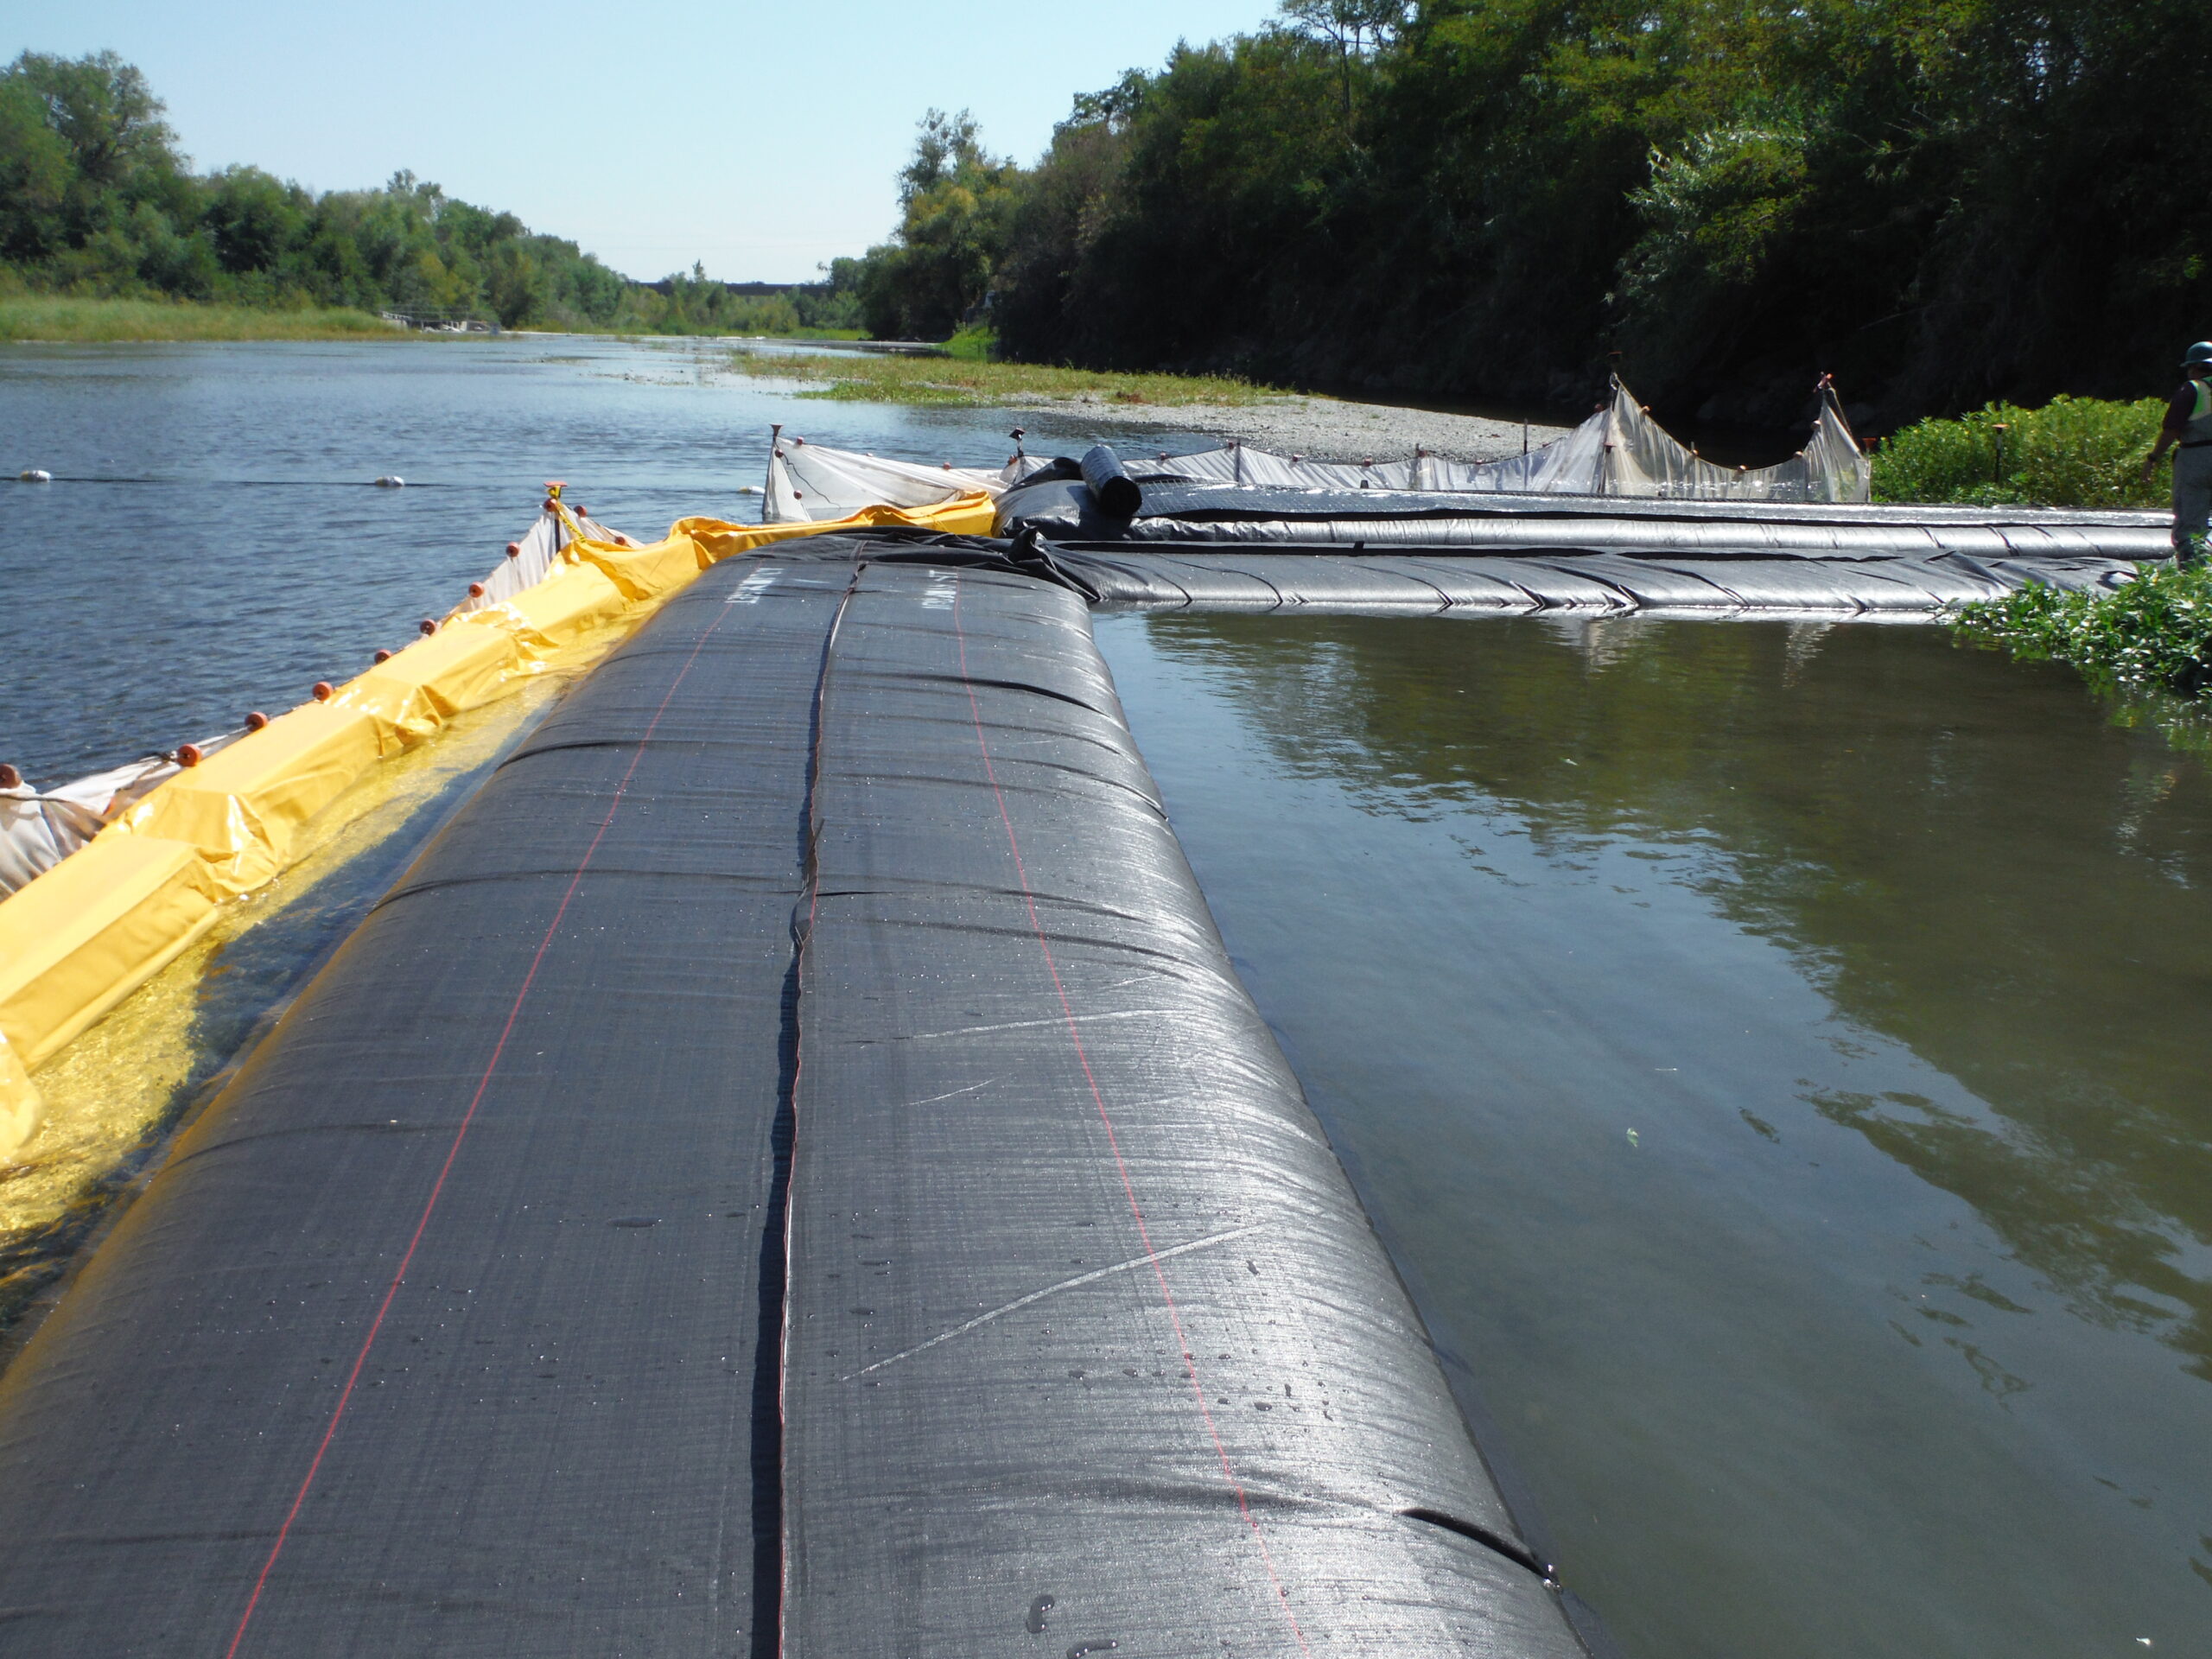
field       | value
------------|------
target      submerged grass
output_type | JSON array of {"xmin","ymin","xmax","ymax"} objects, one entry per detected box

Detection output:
[
  {"xmin": 727, "ymin": 345, "xmax": 1289, "ymax": 408},
  {"xmin": 0, "ymin": 296, "xmax": 408, "ymax": 343},
  {"xmin": 1949, "ymin": 562, "xmax": 2212, "ymax": 697},
  {"xmin": 1948, "ymin": 562, "xmax": 2212, "ymax": 765}
]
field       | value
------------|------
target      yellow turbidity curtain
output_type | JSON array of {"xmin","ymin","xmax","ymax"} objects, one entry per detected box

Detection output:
[{"xmin": 0, "ymin": 492, "xmax": 996, "ymax": 1158}]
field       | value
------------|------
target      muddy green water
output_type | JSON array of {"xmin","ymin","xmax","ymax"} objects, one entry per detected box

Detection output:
[{"xmin": 1094, "ymin": 613, "xmax": 2212, "ymax": 1659}]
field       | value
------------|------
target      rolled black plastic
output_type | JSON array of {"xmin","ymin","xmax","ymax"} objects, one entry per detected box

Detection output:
[
  {"xmin": 995, "ymin": 472, "xmax": 2171, "ymax": 559},
  {"xmin": 1080, "ymin": 442, "xmax": 1142, "ymax": 518}
]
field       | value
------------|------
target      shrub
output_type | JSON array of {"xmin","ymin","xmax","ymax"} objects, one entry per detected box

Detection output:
[
  {"xmin": 944, "ymin": 324, "xmax": 995, "ymax": 360},
  {"xmin": 1873, "ymin": 396, "xmax": 2170, "ymax": 508}
]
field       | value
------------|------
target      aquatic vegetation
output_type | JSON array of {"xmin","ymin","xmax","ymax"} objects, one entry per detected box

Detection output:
[
  {"xmin": 726, "ymin": 346, "xmax": 1287, "ymax": 408},
  {"xmin": 1949, "ymin": 562, "xmax": 2212, "ymax": 698},
  {"xmin": 1873, "ymin": 397, "xmax": 2170, "ymax": 509}
]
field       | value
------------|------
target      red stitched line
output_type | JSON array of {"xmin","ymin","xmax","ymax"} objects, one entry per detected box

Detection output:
[
  {"xmin": 948, "ymin": 578, "xmax": 1312, "ymax": 1655},
  {"xmin": 223, "ymin": 600, "xmax": 734, "ymax": 1659}
]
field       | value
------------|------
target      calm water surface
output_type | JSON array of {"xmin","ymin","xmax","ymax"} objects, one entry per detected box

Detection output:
[
  {"xmin": 0, "ymin": 335, "xmax": 1156, "ymax": 784},
  {"xmin": 1096, "ymin": 613, "xmax": 2212, "ymax": 1659}
]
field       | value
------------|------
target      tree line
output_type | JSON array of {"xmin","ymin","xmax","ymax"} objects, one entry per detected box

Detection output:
[
  {"xmin": 854, "ymin": 0, "xmax": 2212, "ymax": 427},
  {"xmin": 0, "ymin": 51, "xmax": 861, "ymax": 334}
]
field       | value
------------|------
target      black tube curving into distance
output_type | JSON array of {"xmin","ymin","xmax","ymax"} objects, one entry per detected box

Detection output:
[{"xmin": 1080, "ymin": 443, "xmax": 1141, "ymax": 518}]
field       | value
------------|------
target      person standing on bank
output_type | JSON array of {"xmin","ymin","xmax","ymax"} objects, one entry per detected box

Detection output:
[{"xmin": 2144, "ymin": 341, "xmax": 2212, "ymax": 561}]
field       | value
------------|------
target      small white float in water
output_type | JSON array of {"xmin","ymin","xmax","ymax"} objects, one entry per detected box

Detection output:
[
  {"xmin": 373, "ymin": 475, "xmax": 405, "ymax": 488},
  {"xmin": 18, "ymin": 469, "xmax": 52, "ymax": 483}
]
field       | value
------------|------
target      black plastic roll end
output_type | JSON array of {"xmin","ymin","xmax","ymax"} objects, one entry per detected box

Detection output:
[{"xmin": 1081, "ymin": 444, "xmax": 1141, "ymax": 518}]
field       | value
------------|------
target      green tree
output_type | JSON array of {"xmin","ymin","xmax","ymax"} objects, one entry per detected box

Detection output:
[
  {"xmin": 0, "ymin": 74, "xmax": 71, "ymax": 262},
  {"xmin": 954, "ymin": 0, "xmax": 2212, "ymax": 426},
  {"xmin": 856, "ymin": 109, "xmax": 1020, "ymax": 340},
  {"xmin": 1279, "ymin": 0, "xmax": 1407, "ymax": 121}
]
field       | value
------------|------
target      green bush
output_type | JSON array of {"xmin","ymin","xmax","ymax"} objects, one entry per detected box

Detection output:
[
  {"xmin": 944, "ymin": 324, "xmax": 995, "ymax": 360},
  {"xmin": 1949, "ymin": 562, "xmax": 2212, "ymax": 697},
  {"xmin": 1873, "ymin": 396, "xmax": 2170, "ymax": 508}
]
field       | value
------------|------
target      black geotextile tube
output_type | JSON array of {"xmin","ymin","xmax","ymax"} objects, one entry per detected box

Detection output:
[
  {"xmin": 782, "ymin": 557, "xmax": 1586, "ymax": 1656},
  {"xmin": 0, "ymin": 551, "xmax": 849, "ymax": 1656},
  {"xmin": 1040, "ymin": 543, "xmax": 2136, "ymax": 613}
]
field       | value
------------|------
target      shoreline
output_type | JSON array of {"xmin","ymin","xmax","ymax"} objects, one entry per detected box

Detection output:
[
  {"xmin": 3, "ymin": 315, "xmax": 1570, "ymax": 463},
  {"xmin": 724, "ymin": 344, "xmax": 1576, "ymax": 463},
  {"xmin": 0, "ymin": 296, "xmax": 405, "ymax": 346},
  {"xmin": 1049, "ymin": 391, "xmax": 1571, "ymax": 466}
]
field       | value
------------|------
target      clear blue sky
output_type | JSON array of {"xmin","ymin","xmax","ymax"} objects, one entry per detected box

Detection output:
[{"xmin": 7, "ymin": 0, "xmax": 1281, "ymax": 282}]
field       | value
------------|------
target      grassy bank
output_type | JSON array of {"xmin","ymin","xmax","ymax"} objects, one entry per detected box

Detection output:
[
  {"xmin": 728, "ymin": 343, "xmax": 1287, "ymax": 408},
  {"xmin": 0, "ymin": 296, "xmax": 406, "ymax": 343}
]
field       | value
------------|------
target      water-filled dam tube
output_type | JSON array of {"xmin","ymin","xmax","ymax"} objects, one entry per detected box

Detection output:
[
  {"xmin": 1035, "ymin": 541, "xmax": 2139, "ymax": 615},
  {"xmin": 0, "ymin": 543, "xmax": 1586, "ymax": 1656},
  {"xmin": 996, "ymin": 475, "xmax": 2173, "ymax": 562},
  {"xmin": 0, "ymin": 551, "xmax": 842, "ymax": 1653},
  {"xmin": 786, "ymin": 556, "xmax": 1581, "ymax": 1655}
]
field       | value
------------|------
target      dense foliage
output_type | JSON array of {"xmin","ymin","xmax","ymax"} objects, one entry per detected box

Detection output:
[
  {"xmin": 854, "ymin": 111, "xmax": 1020, "ymax": 340},
  {"xmin": 859, "ymin": 0, "xmax": 2212, "ymax": 426},
  {"xmin": 0, "ymin": 51, "xmax": 860, "ymax": 334},
  {"xmin": 1951, "ymin": 563, "xmax": 2212, "ymax": 698},
  {"xmin": 1872, "ymin": 397, "xmax": 2171, "ymax": 508}
]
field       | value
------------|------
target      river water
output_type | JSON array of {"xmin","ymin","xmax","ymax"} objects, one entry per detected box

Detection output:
[
  {"xmin": 0, "ymin": 334, "xmax": 1125, "ymax": 785},
  {"xmin": 1095, "ymin": 612, "xmax": 2212, "ymax": 1658},
  {"xmin": 4, "ymin": 341, "xmax": 2209, "ymax": 1654}
]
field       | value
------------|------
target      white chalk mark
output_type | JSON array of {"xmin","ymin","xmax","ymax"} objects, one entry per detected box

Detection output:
[
  {"xmin": 724, "ymin": 566, "xmax": 784, "ymax": 604},
  {"xmin": 840, "ymin": 1224, "xmax": 1263, "ymax": 1382},
  {"xmin": 901, "ymin": 1077, "xmax": 1001, "ymax": 1109}
]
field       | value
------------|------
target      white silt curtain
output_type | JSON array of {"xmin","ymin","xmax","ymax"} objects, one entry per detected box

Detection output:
[
  {"xmin": 1145, "ymin": 380, "xmax": 1870, "ymax": 503},
  {"xmin": 445, "ymin": 506, "xmax": 627, "ymax": 620},
  {"xmin": 763, "ymin": 438, "xmax": 1033, "ymax": 524},
  {"xmin": 760, "ymin": 378, "xmax": 1870, "ymax": 510}
]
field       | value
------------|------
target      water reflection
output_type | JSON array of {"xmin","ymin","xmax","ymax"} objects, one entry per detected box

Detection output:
[
  {"xmin": 1103, "ymin": 612, "xmax": 2212, "ymax": 1658},
  {"xmin": 1149, "ymin": 614, "xmax": 2212, "ymax": 1382}
]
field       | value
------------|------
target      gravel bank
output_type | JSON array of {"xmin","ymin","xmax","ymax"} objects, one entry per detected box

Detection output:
[{"xmin": 1024, "ymin": 391, "xmax": 1572, "ymax": 465}]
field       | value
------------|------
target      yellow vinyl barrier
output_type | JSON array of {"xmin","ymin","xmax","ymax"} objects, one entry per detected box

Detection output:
[
  {"xmin": 677, "ymin": 493, "xmax": 999, "ymax": 560},
  {"xmin": 1, "ymin": 1031, "xmax": 39, "ymax": 1159},
  {"xmin": 335, "ymin": 622, "xmax": 525, "ymax": 741},
  {"xmin": 572, "ymin": 532, "xmax": 711, "ymax": 602},
  {"xmin": 480, "ymin": 560, "xmax": 633, "ymax": 657},
  {"xmin": 116, "ymin": 703, "xmax": 404, "ymax": 895},
  {"xmin": 0, "ymin": 490, "xmax": 997, "ymax": 1160},
  {"xmin": 0, "ymin": 836, "xmax": 222, "ymax": 1071}
]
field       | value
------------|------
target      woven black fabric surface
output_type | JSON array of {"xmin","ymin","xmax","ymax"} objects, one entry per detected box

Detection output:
[
  {"xmin": 0, "ymin": 551, "xmax": 842, "ymax": 1655},
  {"xmin": 782, "ymin": 559, "xmax": 1581, "ymax": 1656}
]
